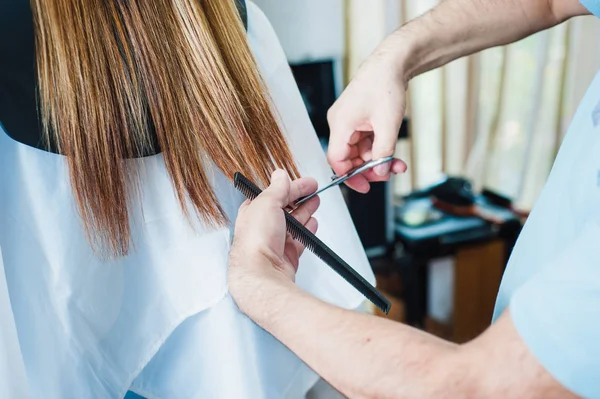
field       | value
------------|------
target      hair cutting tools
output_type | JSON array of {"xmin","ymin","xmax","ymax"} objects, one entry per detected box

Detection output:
[
  {"xmin": 294, "ymin": 156, "xmax": 395, "ymax": 206},
  {"xmin": 233, "ymin": 172, "xmax": 391, "ymax": 314}
]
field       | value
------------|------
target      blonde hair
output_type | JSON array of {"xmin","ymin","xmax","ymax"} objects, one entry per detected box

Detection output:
[{"xmin": 31, "ymin": 0, "xmax": 299, "ymax": 257}]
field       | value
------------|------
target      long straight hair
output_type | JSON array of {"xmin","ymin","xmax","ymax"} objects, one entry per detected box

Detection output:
[{"xmin": 31, "ymin": 0, "xmax": 299, "ymax": 257}]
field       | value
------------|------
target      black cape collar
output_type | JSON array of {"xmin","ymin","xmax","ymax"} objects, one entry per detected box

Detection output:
[{"xmin": 0, "ymin": 0, "xmax": 248, "ymax": 156}]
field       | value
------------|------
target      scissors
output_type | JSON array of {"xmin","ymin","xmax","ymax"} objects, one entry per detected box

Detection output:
[{"xmin": 294, "ymin": 156, "xmax": 395, "ymax": 206}]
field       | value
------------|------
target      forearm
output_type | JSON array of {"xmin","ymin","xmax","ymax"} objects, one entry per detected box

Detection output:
[
  {"xmin": 233, "ymin": 260, "xmax": 574, "ymax": 398},
  {"xmin": 237, "ymin": 271, "xmax": 464, "ymax": 399},
  {"xmin": 384, "ymin": 0, "xmax": 589, "ymax": 83}
]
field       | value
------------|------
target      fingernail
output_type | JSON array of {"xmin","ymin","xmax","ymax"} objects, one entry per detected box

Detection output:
[{"xmin": 374, "ymin": 164, "xmax": 390, "ymax": 177}]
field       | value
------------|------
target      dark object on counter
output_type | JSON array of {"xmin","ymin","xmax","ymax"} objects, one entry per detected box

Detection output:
[{"xmin": 393, "ymin": 179, "xmax": 523, "ymax": 327}]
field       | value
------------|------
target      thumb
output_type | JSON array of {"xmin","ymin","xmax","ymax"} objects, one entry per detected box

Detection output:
[
  {"xmin": 261, "ymin": 169, "xmax": 291, "ymax": 208},
  {"xmin": 371, "ymin": 116, "xmax": 402, "ymax": 176}
]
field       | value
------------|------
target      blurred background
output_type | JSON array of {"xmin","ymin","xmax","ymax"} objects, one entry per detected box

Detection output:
[{"xmin": 254, "ymin": 0, "xmax": 600, "ymax": 342}]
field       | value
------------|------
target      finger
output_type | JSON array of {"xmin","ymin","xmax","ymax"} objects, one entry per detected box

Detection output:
[
  {"xmin": 391, "ymin": 159, "xmax": 408, "ymax": 174},
  {"xmin": 348, "ymin": 144, "xmax": 360, "ymax": 160},
  {"xmin": 329, "ymin": 131, "xmax": 370, "ymax": 176},
  {"xmin": 327, "ymin": 109, "xmax": 370, "ymax": 176},
  {"xmin": 348, "ymin": 130, "xmax": 366, "ymax": 145},
  {"xmin": 295, "ymin": 217, "xmax": 318, "ymax": 257},
  {"xmin": 290, "ymin": 196, "xmax": 320, "ymax": 225},
  {"xmin": 261, "ymin": 169, "xmax": 291, "ymax": 208},
  {"xmin": 305, "ymin": 216, "xmax": 318, "ymax": 234},
  {"xmin": 288, "ymin": 177, "xmax": 318, "ymax": 204},
  {"xmin": 371, "ymin": 116, "xmax": 402, "ymax": 176},
  {"xmin": 286, "ymin": 231, "xmax": 294, "ymax": 243},
  {"xmin": 343, "ymin": 156, "xmax": 375, "ymax": 192},
  {"xmin": 344, "ymin": 158, "xmax": 406, "ymax": 190},
  {"xmin": 351, "ymin": 157, "xmax": 364, "ymax": 167},
  {"xmin": 328, "ymin": 157, "xmax": 354, "ymax": 179},
  {"xmin": 358, "ymin": 158, "xmax": 407, "ymax": 183},
  {"xmin": 361, "ymin": 169, "xmax": 392, "ymax": 183},
  {"xmin": 342, "ymin": 131, "xmax": 370, "ymax": 163},
  {"xmin": 343, "ymin": 174, "xmax": 371, "ymax": 193},
  {"xmin": 358, "ymin": 134, "xmax": 374, "ymax": 162},
  {"xmin": 327, "ymin": 121, "xmax": 356, "ymax": 176}
]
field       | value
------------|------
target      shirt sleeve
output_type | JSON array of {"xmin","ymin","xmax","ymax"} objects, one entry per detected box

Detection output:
[
  {"xmin": 580, "ymin": 0, "xmax": 600, "ymax": 17},
  {"xmin": 509, "ymin": 220, "xmax": 600, "ymax": 399}
]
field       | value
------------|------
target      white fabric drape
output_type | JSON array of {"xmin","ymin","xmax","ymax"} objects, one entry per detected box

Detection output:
[
  {"xmin": 0, "ymin": 247, "xmax": 30, "ymax": 399},
  {"xmin": 0, "ymin": 3, "xmax": 374, "ymax": 397}
]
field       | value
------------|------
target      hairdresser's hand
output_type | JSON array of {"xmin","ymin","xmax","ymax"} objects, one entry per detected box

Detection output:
[
  {"xmin": 229, "ymin": 170, "xmax": 320, "ymax": 308},
  {"xmin": 327, "ymin": 40, "xmax": 408, "ymax": 193}
]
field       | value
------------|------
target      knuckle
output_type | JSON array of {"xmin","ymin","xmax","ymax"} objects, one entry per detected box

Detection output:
[
  {"xmin": 326, "ymin": 107, "xmax": 337, "ymax": 122},
  {"xmin": 326, "ymin": 151, "xmax": 336, "ymax": 163},
  {"xmin": 378, "ymin": 144, "xmax": 396, "ymax": 156}
]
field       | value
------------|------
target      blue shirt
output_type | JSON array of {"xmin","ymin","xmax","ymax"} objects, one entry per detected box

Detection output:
[{"xmin": 492, "ymin": 3, "xmax": 600, "ymax": 397}]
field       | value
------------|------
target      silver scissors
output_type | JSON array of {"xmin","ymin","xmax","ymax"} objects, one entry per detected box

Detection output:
[{"xmin": 294, "ymin": 156, "xmax": 395, "ymax": 206}]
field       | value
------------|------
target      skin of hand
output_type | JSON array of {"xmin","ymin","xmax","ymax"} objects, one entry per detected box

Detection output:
[
  {"xmin": 227, "ymin": 169, "xmax": 578, "ymax": 398},
  {"xmin": 228, "ymin": 170, "xmax": 320, "ymax": 310},
  {"xmin": 225, "ymin": 170, "xmax": 578, "ymax": 399},
  {"xmin": 227, "ymin": 1, "xmax": 592, "ymax": 397},
  {"xmin": 327, "ymin": 44, "xmax": 409, "ymax": 194},
  {"xmin": 326, "ymin": 0, "xmax": 590, "ymax": 194}
]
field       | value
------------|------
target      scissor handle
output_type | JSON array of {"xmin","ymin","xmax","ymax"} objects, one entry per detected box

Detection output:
[
  {"xmin": 330, "ymin": 156, "xmax": 395, "ymax": 184},
  {"xmin": 294, "ymin": 156, "xmax": 395, "ymax": 207}
]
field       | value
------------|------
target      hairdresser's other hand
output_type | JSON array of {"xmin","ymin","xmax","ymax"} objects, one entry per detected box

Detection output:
[
  {"xmin": 327, "ymin": 39, "xmax": 408, "ymax": 193},
  {"xmin": 228, "ymin": 170, "xmax": 319, "ymax": 306}
]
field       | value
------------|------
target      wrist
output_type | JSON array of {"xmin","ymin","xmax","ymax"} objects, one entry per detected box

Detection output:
[
  {"xmin": 375, "ymin": 28, "xmax": 419, "ymax": 87},
  {"xmin": 243, "ymin": 274, "xmax": 298, "ymax": 330},
  {"xmin": 229, "ymin": 253, "xmax": 297, "ymax": 322}
]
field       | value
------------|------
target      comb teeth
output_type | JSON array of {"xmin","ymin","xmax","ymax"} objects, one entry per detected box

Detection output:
[
  {"xmin": 234, "ymin": 173, "xmax": 262, "ymax": 200},
  {"xmin": 233, "ymin": 172, "xmax": 391, "ymax": 314}
]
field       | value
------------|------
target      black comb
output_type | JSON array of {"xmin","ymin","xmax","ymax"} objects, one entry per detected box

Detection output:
[{"xmin": 233, "ymin": 172, "xmax": 391, "ymax": 314}]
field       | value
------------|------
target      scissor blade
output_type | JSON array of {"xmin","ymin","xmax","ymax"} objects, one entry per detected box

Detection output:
[
  {"xmin": 294, "ymin": 184, "xmax": 335, "ymax": 206},
  {"xmin": 294, "ymin": 157, "xmax": 395, "ymax": 207}
]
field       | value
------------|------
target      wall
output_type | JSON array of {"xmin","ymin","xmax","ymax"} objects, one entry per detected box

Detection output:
[
  {"xmin": 346, "ymin": 0, "xmax": 402, "ymax": 78},
  {"xmin": 252, "ymin": 0, "xmax": 345, "ymax": 95},
  {"xmin": 252, "ymin": 0, "xmax": 345, "ymax": 63}
]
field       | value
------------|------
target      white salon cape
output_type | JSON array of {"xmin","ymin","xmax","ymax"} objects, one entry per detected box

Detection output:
[{"xmin": 0, "ymin": 3, "xmax": 375, "ymax": 398}]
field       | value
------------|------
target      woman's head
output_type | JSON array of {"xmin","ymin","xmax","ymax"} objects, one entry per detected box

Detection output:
[{"xmin": 31, "ymin": 0, "xmax": 299, "ymax": 257}]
